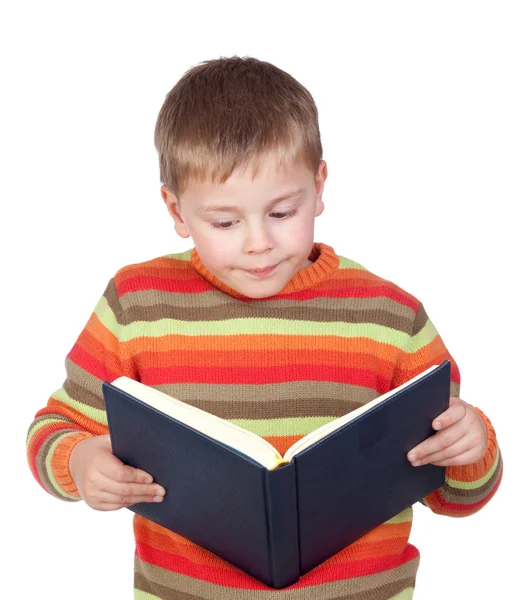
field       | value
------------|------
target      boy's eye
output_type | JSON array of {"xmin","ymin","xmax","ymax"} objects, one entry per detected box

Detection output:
[
  {"xmin": 211, "ymin": 221, "xmax": 235, "ymax": 229},
  {"xmin": 210, "ymin": 209, "xmax": 298, "ymax": 230}
]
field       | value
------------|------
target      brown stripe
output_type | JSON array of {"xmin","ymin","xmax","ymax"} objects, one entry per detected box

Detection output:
[
  {"xmin": 30, "ymin": 413, "xmax": 75, "ymax": 429},
  {"xmin": 449, "ymin": 381, "xmax": 460, "ymax": 398},
  {"xmin": 63, "ymin": 360, "xmax": 105, "ymax": 411},
  {"xmin": 135, "ymin": 556, "xmax": 418, "ymax": 599},
  {"xmin": 440, "ymin": 453, "xmax": 503, "ymax": 505},
  {"xmin": 156, "ymin": 381, "xmax": 380, "ymax": 420},
  {"xmin": 104, "ymin": 277, "xmax": 123, "ymax": 321},
  {"xmin": 411, "ymin": 304, "xmax": 429, "ymax": 336},
  {"xmin": 122, "ymin": 290, "xmax": 413, "ymax": 315},
  {"xmin": 118, "ymin": 293, "xmax": 416, "ymax": 333},
  {"xmin": 37, "ymin": 429, "xmax": 78, "ymax": 501}
]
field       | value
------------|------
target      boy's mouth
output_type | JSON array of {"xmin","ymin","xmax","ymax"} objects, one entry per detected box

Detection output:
[{"xmin": 245, "ymin": 264, "xmax": 278, "ymax": 276}]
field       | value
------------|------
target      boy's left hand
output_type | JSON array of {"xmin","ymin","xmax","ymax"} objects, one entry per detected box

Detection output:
[{"xmin": 407, "ymin": 397, "xmax": 488, "ymax": 467}]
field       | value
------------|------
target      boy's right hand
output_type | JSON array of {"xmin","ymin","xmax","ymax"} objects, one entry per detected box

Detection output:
[{"xmin": 69, "ymin": 434, "xmax": 166, "ymax": 511}]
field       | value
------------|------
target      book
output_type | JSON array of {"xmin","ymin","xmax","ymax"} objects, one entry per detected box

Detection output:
[{"xmin": 103, "ymin": 360, "xmax": 451, "ymax": 589}]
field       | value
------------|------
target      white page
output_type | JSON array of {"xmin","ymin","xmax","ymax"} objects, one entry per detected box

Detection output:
[
  {"xmin": 283, "ymin": 364, "xmax": 439, "ymax": 462},
  {"xmin": 111, "ymin": 377, "xmax": 283, "ymax": 470}
]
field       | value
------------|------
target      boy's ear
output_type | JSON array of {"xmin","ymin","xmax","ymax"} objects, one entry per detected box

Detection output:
[
  {"xmin": 314, "ymin": 160, "xmax": 327, "ymax": 217},
  {"xmin": 161, "ymin": 185, "xmax": 191, "ymax": 239}
]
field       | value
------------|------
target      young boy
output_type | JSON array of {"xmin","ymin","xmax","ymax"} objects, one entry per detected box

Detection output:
[{"xmin": 27, "ymin": 56, "xmax": 502, "ymax": 600}]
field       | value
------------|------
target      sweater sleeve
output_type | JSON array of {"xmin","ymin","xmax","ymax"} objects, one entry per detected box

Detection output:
[
  {"xmin": 391, "ymin": 303, "xmax": 503, "ymax": 517},
  {"xmin": 26, "ymin": 278, "xmax": 137, "ymax": 501}
]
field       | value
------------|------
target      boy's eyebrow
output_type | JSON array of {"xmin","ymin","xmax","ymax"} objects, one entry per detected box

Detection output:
[{"xmin": 199, "ymin": 188, "xmax": 306, "ymax": 213}]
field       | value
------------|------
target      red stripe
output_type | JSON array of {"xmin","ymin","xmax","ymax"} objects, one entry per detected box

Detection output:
[
  {"xmin": 119, "ymin": 276, "xmax": 210, "ymax": 295},
  {"xmin": 136, "ymin": 541, "xmax": 419, "ymax": 589},
  {"xmin": 139, "ymin": 365, "xmax": 391, "ymax": 390},
  {"xmin": 118, "ymin": 275, "xmax": 417, "ymax": 309},
  {"xmin": 68, "ymin": 345, "xmax": 120, "ymax": 382},
  {"xmin": 282, "ymin": 286, "xmax": 417, "ymax": 308},
  {"xmin": 431, "ymin": 467, "xmax": 503, "ymax": 515}
]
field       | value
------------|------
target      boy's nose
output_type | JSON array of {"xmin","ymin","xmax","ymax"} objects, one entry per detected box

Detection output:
[{"xmin": 243, "ymin": 224, "xmax": 274, "ymax": 254}]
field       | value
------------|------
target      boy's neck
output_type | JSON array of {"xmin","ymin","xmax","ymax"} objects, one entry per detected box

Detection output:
[{"xmin": 190, "ymin": 242, "xmax": 339, "ymax": 300}]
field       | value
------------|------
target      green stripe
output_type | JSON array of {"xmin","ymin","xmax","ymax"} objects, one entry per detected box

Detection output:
[
  {"xmin": 390, "ymin": 589, "xmax": 414, "ymax": 600},
  {"xmin": 53, "ymin": 387, "xmax": 108, "ymax": 426},
  {"xmin": 406, "ymin": 319, "xmax": 438, "ymax": 353},
  {"xmin": 384, "ymin": 507, "xmax": 413, "ymax": 524},
  {"xmin": 45, "ymin": 433, "xmax": 79, "ymax": 500},
  {"xmin": 162, "ymin": 249, "xmax": 193, "ymax": 262},
  {"xmin": 27, "ymin": 417, "xmax": 70, "ymax": 444},
  {"xmin": 94, "ymin": 295, "xmax": 120, "ymax": 335},
  {"xmin": 134, "ymin": 590, "xmax": 162, "ymax": 600},
  {"xmin": 228, "ymin": 416, "xmax": 337, "ymax": 437},
  {"xmin": 447, "ymin": 450, "xmax": 500, "ymax": 490},
  {"xmin": 116, "ymin": 317, "xmax": 410, "ymax": 347},
  {"xmin": 338, "ymin": 256, "xmax": 367, "ymax": 271}
]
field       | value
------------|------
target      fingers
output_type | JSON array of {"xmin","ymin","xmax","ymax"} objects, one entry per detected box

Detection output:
[
  {"xmin": 82, "ymin": 456, "xmax": 166, "ymax": 510},
  {"xmin": 96, "ymin": 470, "xmax": 166, "ymax": 500},
  {"xmin": 431, "ymin": 397, "xmax": 467, "ymax": 431},
  {"xmin": 109, "ymin": 462, "xmax": 157, "ymax": 485},
  {"xmin": 409, "ymin": 433, "xmax": 469, "ymax": 467},
  {"xmin": 108, "ymin": 477, "xmax": 166, "ymax": 502},
  {"xmin": 98, "ymin": 455, "xmax": 161, "ymax": 487},
  {"xmin": 94, "ymin": 487, "xmax": 166, "ymax": 510},
  {"xmin": 408, "ymin": 420, "xmax": 467, "ymax": 464},
  {"xmin": 82, "ymin": 472, "xmax": 166, "ymax": 510},
  {"xmin": 71, "ymin": 435, "xmax": 169, "ymax": 511},
  {"xmin": 407, "ymin": 398, "xmax": 488, "ymax": 468}
]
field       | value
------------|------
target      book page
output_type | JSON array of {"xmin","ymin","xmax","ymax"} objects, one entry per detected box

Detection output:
[
  {"xmin": 111, "ymin": 377, "xmax": 284, "ymax": 470},
  {"xmin": 282, "ymin": 364, "xmax": 439, "ymax": 462}
]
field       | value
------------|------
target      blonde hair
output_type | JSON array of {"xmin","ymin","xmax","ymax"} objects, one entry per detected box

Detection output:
[{"xmin": 154, "ymin": 56, "xmax": 322, "ymax": 198}]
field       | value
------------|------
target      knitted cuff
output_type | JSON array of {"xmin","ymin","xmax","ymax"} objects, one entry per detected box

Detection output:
[
  {"xmin": 52, "ymin": 431, "xmax": 93, "ymax": 499},
  {"xmin": 445, "ymin": 404, "xmax": 499, "ymax": 483}
]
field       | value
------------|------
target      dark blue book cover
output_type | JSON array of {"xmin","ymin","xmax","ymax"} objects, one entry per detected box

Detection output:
[{"xmin": 103, "ymin": 360, "xmax": 450, "ymax": 588}]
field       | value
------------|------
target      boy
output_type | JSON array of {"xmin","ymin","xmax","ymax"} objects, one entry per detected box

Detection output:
[{"xmin": 27, "ymin": 56, "xmax": 502, "ymax": 599}]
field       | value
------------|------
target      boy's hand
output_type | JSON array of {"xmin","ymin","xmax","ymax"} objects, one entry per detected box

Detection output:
[
  {"xmin": 407, "ymin": 397, "xmax": 488, "ymax": 467},
  {"xmin": 69, "ymin": 434, "xmax": 166, "ymax": 511}
]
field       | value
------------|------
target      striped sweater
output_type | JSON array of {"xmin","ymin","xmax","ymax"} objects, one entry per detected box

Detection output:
[{"xmin": 27, "ymin": 242, "xmax": 502, "ymax": 600}]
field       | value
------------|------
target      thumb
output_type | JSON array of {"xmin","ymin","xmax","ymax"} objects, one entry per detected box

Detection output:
[{"xmin": 107, "ymin": 453, "xmax": 155, "ymax": 484}]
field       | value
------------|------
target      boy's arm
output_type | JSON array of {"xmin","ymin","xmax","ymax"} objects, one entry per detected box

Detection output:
[
  {"xmin": 26, "ymin": 277, "xmax": 137, "ymax": 501},
  {"xmin": 391, "ymin": 303, "xmax": 503, "ymax": 517}
]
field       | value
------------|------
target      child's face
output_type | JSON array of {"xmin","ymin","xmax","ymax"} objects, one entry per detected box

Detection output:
[{"xmin": 162, "ymin": 152, "xmax": 327, "ymax": 298}]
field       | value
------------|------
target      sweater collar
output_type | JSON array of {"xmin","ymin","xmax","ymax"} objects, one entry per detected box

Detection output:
[{"xmin": 190, "ymin": 242, "xmax": 340, "ymax": 299}]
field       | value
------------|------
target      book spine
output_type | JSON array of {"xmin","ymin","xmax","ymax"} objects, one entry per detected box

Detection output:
[{"xmin": 264, "ymin": 462, "xmax": 300, "ymax": 588}]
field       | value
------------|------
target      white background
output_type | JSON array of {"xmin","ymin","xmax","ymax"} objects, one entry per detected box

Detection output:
[{"xmin": 2, "ymin": 1, "xmax": 519, "ymax": 598}]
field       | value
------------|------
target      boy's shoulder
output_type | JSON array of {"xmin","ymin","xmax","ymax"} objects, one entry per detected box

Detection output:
[
  {"xmin": 109, "ymin": 245, "xmax": 421, "ymax": 313},
  {"xmin": 114, "ymin": 248, "xmax": 193, "ymax": 273},
  {"xmin": 335, "ymin": 250, "xmax": 421, "ymax": 311},
  {"xmin": 111, "ymin": 248, "xmax": 195, "ymax": 292}
]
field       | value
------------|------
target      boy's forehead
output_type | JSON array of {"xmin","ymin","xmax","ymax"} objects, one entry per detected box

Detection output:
[
  {"xmin": 183, "ymin": 156, "xmax": 314, "ymax": 208},
  {"xmin": 196, "ymin": 187, "xmax": 307, "ymax": 213}
]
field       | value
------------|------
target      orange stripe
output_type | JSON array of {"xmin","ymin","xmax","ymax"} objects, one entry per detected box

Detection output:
[
  {"xmin": 135, "ymin": 348, "xmax": 395, "ymax": 372},
  {"xmin": 134, "ymin": 517, "xmax": 240, "ymax": 570},
  {"xmin": 38, "ymin": 402, "xmax": 109, "ymax": 436},
  {"xmin": 393, "ymin": 338, "xmax": 461, "ymax": 384},
  {"xmin": 445, "ymin": 425, "xmax": 500, "ymax": 483},
  {"xmin": 264, "ymin": 435, "xmax": 303, "ymax": 457},
  {"xmin": 118, "ymin": 261, "xmax": 195, "ymax": 281},
  {"xmin": 123, "ymin": 334, "xmax": 400, "ymax": 359},
  {"xmin": 77, "ymin": 325, "xmax": 135, "ymax": 372},
  {"xmin": 49, "ymin": 431, "xmax": 92, "ymax": 495},
  {"xmin": 134, "ymin": 516, "xmax": 411, "ymax": 564}
]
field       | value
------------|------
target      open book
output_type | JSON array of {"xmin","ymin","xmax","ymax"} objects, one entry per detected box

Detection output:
[
  {"xmin": 110, "ymin": 363, "xmax": 440, "ymax": 471},
  {"xmin": 104, "ymin": 360, "xmax": 450, "ymax": 588}
]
